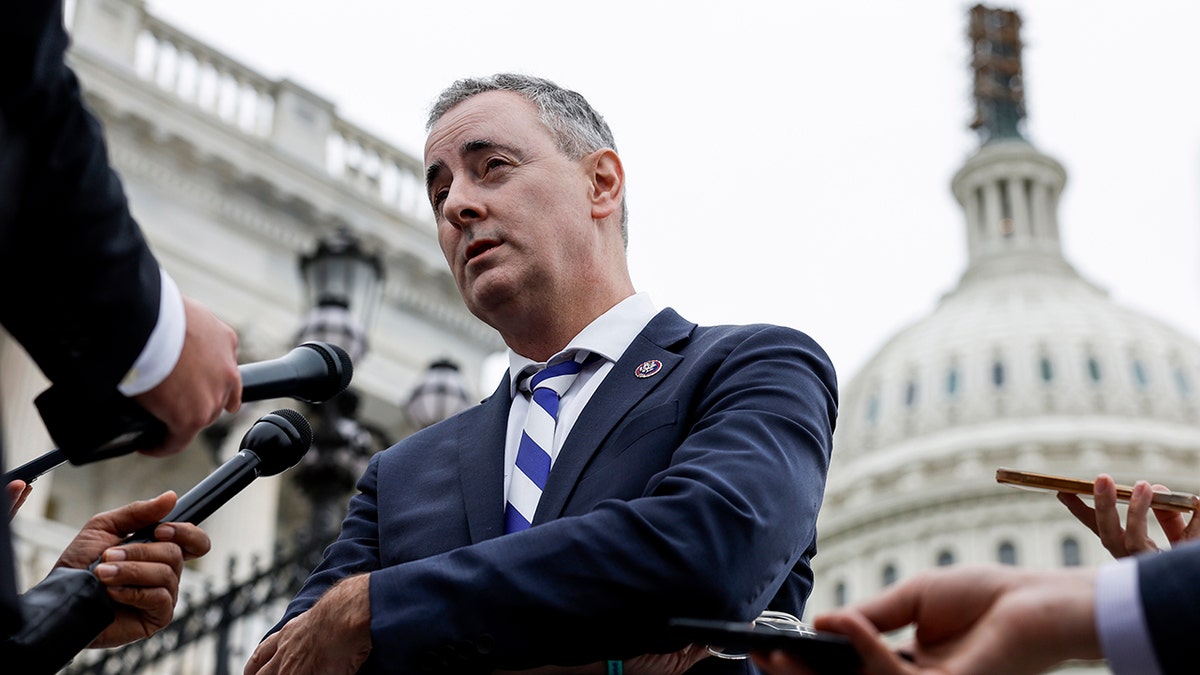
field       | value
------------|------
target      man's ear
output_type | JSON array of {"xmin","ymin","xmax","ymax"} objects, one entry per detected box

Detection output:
[{"xmin": 587, "ymin": 149, "xmax": 624, "ymax": 221}]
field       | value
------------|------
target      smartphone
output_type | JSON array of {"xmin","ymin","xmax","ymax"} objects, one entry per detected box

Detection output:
[
  {"xmin": 666, "ymin": 618, "xmax": 861, "ymax": 673},
  {"xmin": 996, "ymin": 468, "xmax": 1200, "ymax": 513}
]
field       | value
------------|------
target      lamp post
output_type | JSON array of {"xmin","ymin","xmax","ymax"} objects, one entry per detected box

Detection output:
[
  {"xmin": 296, "ymin": 228, "xmax": 384, "ymax": 363},
  {"xmin": 291, "ymin": 228, "xmax": 386, "ymax": 541},
  {"xmin": 404, "ymin": 359, "xmax": 474, "ymax": 430}
]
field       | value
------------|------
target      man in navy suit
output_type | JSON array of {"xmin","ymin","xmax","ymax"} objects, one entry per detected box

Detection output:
[{"xmin": 247, "ymin": 73, "xmax": 838, "ymax": 675}]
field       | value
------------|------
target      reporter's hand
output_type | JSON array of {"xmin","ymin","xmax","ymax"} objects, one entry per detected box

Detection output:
[
  {"xmin": 134, "ymin": 297, "xmax": 241, "ymax": 457},
  {"xmin": 1058, "ymin": 474, "xmax": 1200, "ymax": 558},
  {"xmin": 6, "ymin": 479, "xmax": 31, "ymax": 520},
  {"xmin": 53, "ymin": 491, "xmax": 211, "ymax": 648},
  {"xmin": 754, "ymin": 565, "xmax": 1101, "ymax": 675}
]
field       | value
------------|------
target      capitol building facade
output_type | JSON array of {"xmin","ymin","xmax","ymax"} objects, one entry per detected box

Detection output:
[
  {"xmin": 2, "ymin": 1, "xmax": 1197, "ymax": 673},
  {"xmin": 808, "ymin": 6, "xmax": 1200, "ymax": 673}
]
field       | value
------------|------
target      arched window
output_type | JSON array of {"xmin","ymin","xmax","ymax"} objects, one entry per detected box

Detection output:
[
  {"xmin": 882, "ymin": 563, "xmax": 898, "ymax": 588},
  {"xmin": 1062, "ymin": 537, "xmax": 1082, "ymax": 567},
  {"xmin": 936, "ymin": 550, "xmax": 955, "ymax": 567},
  {"xmin": 866, "ymin": 394, "xmax": 880, "ymax": 426},
  {"xmin": 992, "ymin": 361, "xmax": 1005, "ymax": 389},
  {"xmin": 1174, "ymin": 368, "xmax": 1191, "ymax": 399},
  {"xmin": 1132, "ymin": 360, "xmax": 1149, "ymax": 389},
  {"xmin": 1087, "ymin": 357, "xmax": 1103, "ymax": 383},
  {"xmin": 997, "ymin": 541, "xmax": 1018, "ymax": 566},
  {"xmin": 1039, "ymin": 356, "xmax": 1054, "ymax": 383},
  {"xmin": 904, "ymin": 380, "xmax": 918, "ymax": 408},
  {"xmin": 834, "ymin": 581, "xmax": 847, "ymax": 608},
  {"xmin": 946, "ymin": 367, "xmax": 960, "ymax": 398}
]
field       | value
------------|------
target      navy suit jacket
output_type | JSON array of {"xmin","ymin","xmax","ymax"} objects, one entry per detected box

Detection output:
[
  {"xmin": 276, "ymin": 308, "xmax": 838, "ymax": 674},
  {"xmin": 1136, "ymin": 541, "xmax": 1200, "ymax": 673}
]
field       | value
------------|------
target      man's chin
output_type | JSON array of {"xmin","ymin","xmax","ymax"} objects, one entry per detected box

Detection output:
[{"xmin": 463, "ymin": 280, "xmax": 520, "ymax": 320}]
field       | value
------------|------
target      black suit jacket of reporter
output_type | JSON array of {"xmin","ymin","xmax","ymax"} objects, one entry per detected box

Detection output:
[
  {"xmin": 275, "ymin": 309, "xmax": 839, "ymax": 674},
  {"xmin": 1137, "ymin": 541, "xmax": 1200, "ymax": 673},
  {"xmin": 0, "ymin": 0, "xmax": 162, "ymax": 636}
]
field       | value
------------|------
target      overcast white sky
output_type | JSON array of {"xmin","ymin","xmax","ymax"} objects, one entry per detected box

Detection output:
[{"xmin": 148, "ymin": 1, "xmax": 1200, "ymax": 387}]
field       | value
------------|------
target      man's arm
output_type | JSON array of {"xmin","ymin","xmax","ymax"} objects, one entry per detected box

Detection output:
[
  {"xmin": 1, "ymin": 1, "xmax": 241, "ymax": 458},
  {"xmin": 1133, "ymin": 541, "xmax": 1200, "ymax": 673}
]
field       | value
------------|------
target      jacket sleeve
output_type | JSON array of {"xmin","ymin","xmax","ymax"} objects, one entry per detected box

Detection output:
[
  {"xmin": 0, "ymin": 0, "xmax": 161, "ymax": 395},
  {"xmin": 1136, "ymin": 541, "xmax": 1200, "ymax": 674}
]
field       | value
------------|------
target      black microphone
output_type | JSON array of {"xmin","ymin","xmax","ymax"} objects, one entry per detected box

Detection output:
[
  {"xmin": 6, "ymin": 410, "xmax": 312, "ymax": 673},
  {"xmin": 7, "ymin": 343, "xmax": 349, "ymax": 483},
  {"xmin": 241, "ymin": 341, "xmax": 353, "ymax": 405},
  {"xmin": 121, "ymin": 408, "xmax": 312, "ymax": 543}
]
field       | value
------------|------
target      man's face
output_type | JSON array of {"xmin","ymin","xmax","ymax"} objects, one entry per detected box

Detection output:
[{"xmin": 424, "ymin": 91, "xmax": 600, "ymax": 327}]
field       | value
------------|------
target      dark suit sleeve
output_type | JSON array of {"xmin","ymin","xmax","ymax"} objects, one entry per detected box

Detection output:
[
  {"xmin": 0, "ymin": 0, "xmax": 161, "ymax": 394},
  {"xmin": 1136, "ymin": 541, "xmax": 1200, "ymax": 673},
  {"xmin": 0, "ymin": 0, "xmax": 162, "ymax": 638},
  {"xmin": 283, "ymin": 324, "xmax": 836, "ymax": 672}
]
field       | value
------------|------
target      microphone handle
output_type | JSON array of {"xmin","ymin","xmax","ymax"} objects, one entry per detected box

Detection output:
[
  {"xmin": 122, "ymin": 450, "xmax": 261, "ymax": 544},
  {"xmin": 3, "ymin": 448, "xmax": 67, "ymax": 484}
]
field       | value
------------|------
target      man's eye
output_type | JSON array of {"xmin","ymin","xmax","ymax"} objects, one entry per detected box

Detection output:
[
  {"xmin": 431, "ymin": 189, "xmax": 448, "ymax": 210},
  {"xmin": 485, "ymin": 157, "xmax": 509, "ymax": 171}
]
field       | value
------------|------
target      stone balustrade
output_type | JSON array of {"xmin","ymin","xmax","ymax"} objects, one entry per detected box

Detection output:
[{"xmin": 69, "ymin": 0, "xmax": 432, "ymax": 229}]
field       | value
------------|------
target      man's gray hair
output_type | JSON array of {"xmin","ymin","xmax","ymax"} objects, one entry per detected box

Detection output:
[{"xmin": 427, "ymin": 73, "xmax": 628, "ymax": 237}]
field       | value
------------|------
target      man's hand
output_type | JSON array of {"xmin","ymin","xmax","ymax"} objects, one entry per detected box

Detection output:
[
  {"xmin": 135, "ymin": 296, "xmax": 241, "ymax": 457},
  {"xmin": 52, "ymin": 491, "xmax": 211, "ymax": 648},
  {"xmin": 244, "ymin": 574, "xmax": 372, "ymax": 675},
  {"xmin": 753, "ymin": 565, "xmax": 1101, "ymax": 675},
  {"xmin": 6, "ymin": 479, "xmax": 31, "ymax": 520},
  {"xmin": 1058, "ymin": 473, "xmax": 1200, "ymax": 558}
]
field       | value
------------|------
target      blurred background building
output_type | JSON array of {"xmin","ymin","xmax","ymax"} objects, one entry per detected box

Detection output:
[
  {"xmin": 1, "ymin": 2, "xmax": 1197, "ymax": 673},
  {"xmin": 807, "ymin": 6, "xmax": 1200, "ymax": 673},
  {"xmin": 1, "ymin": 0, "xmax": 500, "ymax": 671}
]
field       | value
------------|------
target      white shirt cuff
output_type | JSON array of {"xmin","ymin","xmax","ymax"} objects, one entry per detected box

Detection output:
[
  {"xmin": 1096, "ymin": 555, "xmax": 1164, "ymax": 675},
  {"xmin": 118, "ymin": 268, "xmax": 185, "ymax": 396}
]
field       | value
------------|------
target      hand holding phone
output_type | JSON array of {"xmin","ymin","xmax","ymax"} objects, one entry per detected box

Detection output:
[{"xmin": 996, "ymin": 468, "xmax": 1200, "ymax": 513}]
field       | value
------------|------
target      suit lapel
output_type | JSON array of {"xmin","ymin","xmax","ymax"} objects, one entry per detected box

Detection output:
[
  {"xmin": 457, "ymin": 374, "xmax": 513, "ymax": 543},
  {"xmin": 534, "ymin": 309, "xmax": 695, "ymax": 523}
]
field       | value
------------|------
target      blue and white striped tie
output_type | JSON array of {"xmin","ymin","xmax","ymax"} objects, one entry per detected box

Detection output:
[{"xmin": 504, "ymin": 355, "xmax": 589, "ymax": 533}]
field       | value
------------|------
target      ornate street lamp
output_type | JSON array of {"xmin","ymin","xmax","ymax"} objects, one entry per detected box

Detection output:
[
  {"xmin": 292, "ymin": 228, "xmax": 385, "ymax": 539},
  {"xmin": 296, "ymin": 227, "xmax": 384, "ymax": 363},
  {"xmin": 404, "ymin": 359, "xmax": 474, "ymax": 430}
]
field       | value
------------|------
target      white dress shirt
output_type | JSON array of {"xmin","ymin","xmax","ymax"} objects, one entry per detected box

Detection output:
[
  {"xmin": 501, "ymin": 292, "xmax": 658, "ymax": 506},
  {"xmin": 117, "ymin": 267, "xmax": 186, "ymax": 396}
]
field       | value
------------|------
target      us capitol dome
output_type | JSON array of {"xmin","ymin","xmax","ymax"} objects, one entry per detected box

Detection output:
[{"xmin": 807, "ymin": 6, "xmax": 1200, "ymax": 654}]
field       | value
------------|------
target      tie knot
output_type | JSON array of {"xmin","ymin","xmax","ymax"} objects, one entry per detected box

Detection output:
[{"xmin": 529, "ymin": 356, "xmax": 586, "ymax": 397}]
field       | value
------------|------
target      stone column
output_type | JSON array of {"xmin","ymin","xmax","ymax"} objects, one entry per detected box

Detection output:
[
  {"xmin": 270, "ymin": 79, "xmax": 336, "ymax": 171},
  {"xmin": 69, "ymin": 0, "xmax": 145, "ymax": 71}
]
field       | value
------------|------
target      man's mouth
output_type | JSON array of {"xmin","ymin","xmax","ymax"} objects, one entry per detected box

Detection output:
[{"xmin": 465, "ymin": 239, "xmax": 501, "ymax": 262}]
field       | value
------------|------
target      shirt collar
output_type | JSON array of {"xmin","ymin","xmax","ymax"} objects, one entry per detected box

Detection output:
[{"xmin": 507, "ymin": 292, "xmax": 658, "ymax": 398}]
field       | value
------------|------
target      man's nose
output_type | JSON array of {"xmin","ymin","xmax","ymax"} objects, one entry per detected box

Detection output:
[{"xmin": 443, "ymin": 182, "xmax": 486, "ymax": 229}]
